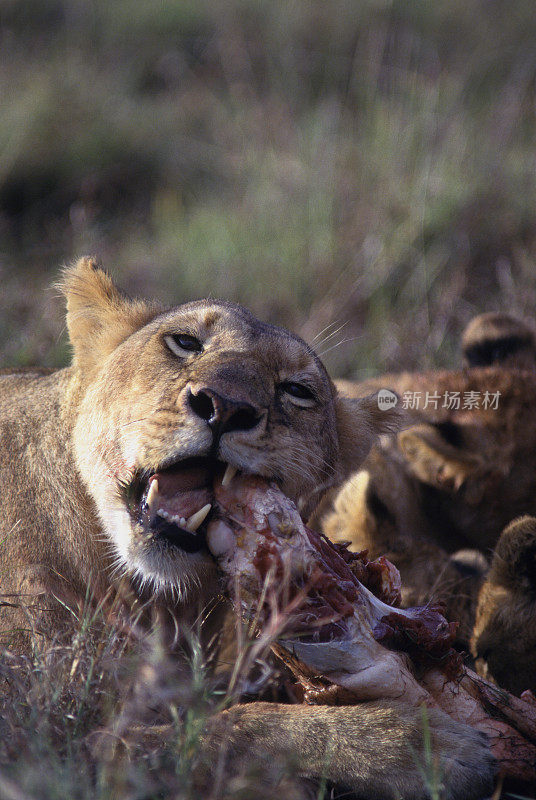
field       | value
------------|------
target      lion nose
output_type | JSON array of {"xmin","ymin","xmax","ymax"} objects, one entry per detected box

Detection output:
[{"xmin": 187, "ymin": 387, "xmax": 261, "ymax": 436}]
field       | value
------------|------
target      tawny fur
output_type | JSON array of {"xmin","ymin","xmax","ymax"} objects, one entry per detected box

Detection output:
[
  {"xmin": 0, "ymin": 258, "xmax": 495, "ymax": 799},
  {"xmin": 461, "ymin": 312, "xmax": 536, "ymax": 371},
  {"xmin": 329, "ymin": 368, "xmax": 536, "ymax": 550},
  {"xmin": 324, "ymin": 358, "xmax": 536, "ymax": 689},
  {"xmin": 471, "ymin": 515, "xmax": 536, "ymax": 695}
]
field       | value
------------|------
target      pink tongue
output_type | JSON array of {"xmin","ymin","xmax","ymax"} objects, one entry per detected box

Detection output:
[{"xmin": 151, "ymin": 468, "xmax": 212, "ymax": 522}]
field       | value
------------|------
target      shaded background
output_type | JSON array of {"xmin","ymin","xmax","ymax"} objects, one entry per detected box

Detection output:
[{"xmin": 1, "ymin": 0, "xmax": 535, "ymax": 377}]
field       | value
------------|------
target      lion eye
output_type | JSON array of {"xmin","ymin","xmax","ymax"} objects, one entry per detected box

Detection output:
[
  {"xmin": 280, "ymin": 382, "xmax": 316, "ymax": 407},
  {"xmin": 164, "ymin": 333, "xmax": 203, "ymax": 358}
]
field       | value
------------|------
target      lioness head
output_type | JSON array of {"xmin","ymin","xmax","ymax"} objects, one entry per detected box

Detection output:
[{"xmin": 61, "ymin": 258, "xmax": 401, "ymax": 597}]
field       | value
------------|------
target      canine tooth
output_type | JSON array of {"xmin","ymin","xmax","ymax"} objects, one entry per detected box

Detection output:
[
  {"xmin": 146, "ymin": 479, "xmax": 159, "ymax": 511},
  {"xmin": 221, "ymin": 463, "xmax": 238, "ymax": 487},
  {"xmin": 185, "ymin": 504, "xmax": 212, "ymax": 532}
]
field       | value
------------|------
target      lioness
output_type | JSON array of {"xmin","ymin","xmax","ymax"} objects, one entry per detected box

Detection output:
[{"xmin": 0, "ymin": 258, "xmax": 495, "ymax": 799}]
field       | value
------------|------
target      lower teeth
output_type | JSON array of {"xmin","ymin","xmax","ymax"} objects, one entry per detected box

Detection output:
[{"xmin": 154, "ymin": 505, "xmax": 212, "ymax": 535}]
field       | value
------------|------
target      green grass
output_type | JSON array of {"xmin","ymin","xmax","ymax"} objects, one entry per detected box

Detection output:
[
  {"xmin": 0, "ymin": 600, "xmax": 302, "ymax": 800},
  {"xmin": 1, "ymin": 0, "xmax": 536, "ymax": 375},
  {"xmin": 2, "ymin": 596, "xmax": 465, "ymax": 800}
]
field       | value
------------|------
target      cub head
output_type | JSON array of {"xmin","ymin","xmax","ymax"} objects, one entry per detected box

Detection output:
[
  {"xmin": 61, "ymin": 258, "xmax": 402, "ymax": 597},
  {"xmin": 471, "ymin": 515, "xmax": 536, "ymax": 695},
  {"xmin": 462, "ymin": 312, "xmax": 536, "ymax": 371}
]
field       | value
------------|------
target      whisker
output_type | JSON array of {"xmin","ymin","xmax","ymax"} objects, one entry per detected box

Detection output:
[
  {"xmin": 286, "ymin": 444, "xmax": 335, "ymax": 474},
  {"xmin": 311, "ymin": 318, "xmax": 345, "ymax": 343},
  {"xmin": 318, "ymin": 335, "xmax": 361, "ymax": 358},
  {"xmin": 312, "ymin": 321, "xmax": 350, "ymax": 350}
]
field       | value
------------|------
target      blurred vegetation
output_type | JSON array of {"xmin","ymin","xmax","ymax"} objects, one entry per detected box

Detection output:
[
  {"xmin": 1, "ymin": 0, "xmax": 536, "ymax": 375},
  {"xmin": 1, "ymin": 7, "xmax": 535, "ymax": 797},
  {"xmin": 0, "ymin": 602, "xmax": 310, "ymax": 800}
]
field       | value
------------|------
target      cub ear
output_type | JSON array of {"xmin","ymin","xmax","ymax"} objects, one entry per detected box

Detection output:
[
  {"xmin": 335, "ymin": 390, "xmax": 405, "ymax": 478},
  {"xmin": 58, "ymin": 257, "xmax": 160, "ymax": 373},
  {"xmin": 398, "ymin": 422, "xmax": 482, "ymax": 494}
]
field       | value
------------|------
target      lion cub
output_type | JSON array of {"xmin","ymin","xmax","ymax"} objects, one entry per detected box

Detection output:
[
  {"xmin": 0, "ymin": 258, "xmax": 494, "ymax": 800},
  {"xmin": 471, "ymin": 515, "xmax": 536, "ymax": 696},
  {"xmin": 323, "ymin": 314, "xmax": 536, "ymax": 688}
]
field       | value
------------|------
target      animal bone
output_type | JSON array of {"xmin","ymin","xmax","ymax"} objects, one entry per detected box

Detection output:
[{"xmin": 207, "ymin": 473, "xmax": 536, "ymax": 783}]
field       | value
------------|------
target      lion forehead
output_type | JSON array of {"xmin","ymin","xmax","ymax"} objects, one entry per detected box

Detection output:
[{"xmin": 154, "ymin": 300, "xmax": 323, "ymax": 377}]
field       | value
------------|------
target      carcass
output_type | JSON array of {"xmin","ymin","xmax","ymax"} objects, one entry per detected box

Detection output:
[{"xmin": 207, "ymin": 473, "xmax": 536, "ymax": 784}]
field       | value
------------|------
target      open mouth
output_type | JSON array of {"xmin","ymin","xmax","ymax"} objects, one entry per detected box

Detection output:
[{"xmin": 124, "ymin": 457, "xmax": 239, "ymax": 554}]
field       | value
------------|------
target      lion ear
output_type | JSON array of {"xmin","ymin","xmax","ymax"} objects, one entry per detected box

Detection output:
[
  {"xmin": 58, "ymin": 257, "xmax": 159, "ymax": 373},
  {"xmin": 335, "ymin": 391, "xmax": 405, "ymax": 477}
]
